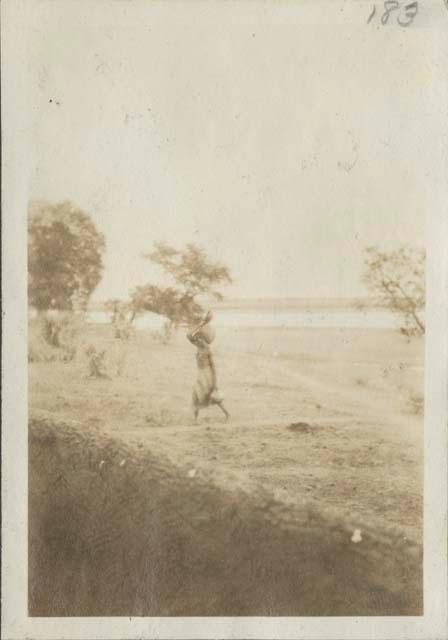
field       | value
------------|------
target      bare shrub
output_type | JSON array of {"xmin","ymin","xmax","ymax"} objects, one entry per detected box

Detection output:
[
  {"xmin": 85, "ymin": 345, "xmax": 109, "ymax": 378},
  {"xmin": 145, "ymin": 407, "xmax": 173, "ymax": 426},
  {"xmin": 151, "ymin": 320, "xmax": 175, "ymax": 345},
  {"xmin": 363, "ymin": 246, "xmax": 425, "ymax": 338},
  {"xmin": 105, "ymin": 299, "xmax": 135, "ymax": 341}
]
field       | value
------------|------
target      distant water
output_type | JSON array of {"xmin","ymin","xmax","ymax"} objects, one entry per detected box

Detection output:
[{"xmin": 86, "ymin": 309, "xmax": 400, "ymax": 330}]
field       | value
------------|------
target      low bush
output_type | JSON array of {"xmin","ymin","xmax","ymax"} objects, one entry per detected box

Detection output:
[{"xmin": 28, "ymin": 313, "xmax": 85, "ymax": 363}]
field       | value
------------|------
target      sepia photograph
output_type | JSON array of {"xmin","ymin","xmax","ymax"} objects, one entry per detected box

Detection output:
[{"xmin": 2, "ymin": 0, "xmax": 448, "ymax": 638}]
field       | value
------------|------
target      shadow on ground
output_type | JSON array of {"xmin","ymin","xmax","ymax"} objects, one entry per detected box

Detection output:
[{"xmin": 29, "ymin": 417, "xmax": 422, "ymax": 616}]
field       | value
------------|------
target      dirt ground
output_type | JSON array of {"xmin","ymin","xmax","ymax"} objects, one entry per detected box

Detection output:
[{"xmin": 28, "ymin": 323, "xmax": 424, "ymax": 615}]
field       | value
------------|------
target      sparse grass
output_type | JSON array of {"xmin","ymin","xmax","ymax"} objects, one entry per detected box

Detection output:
[
  {"xmin": 28, "ymin": 323, "xmax": 424, "ymax": 616},
  {"xmin": 29, "ymin": 324, "xmax": 424, "ymax": 537}
]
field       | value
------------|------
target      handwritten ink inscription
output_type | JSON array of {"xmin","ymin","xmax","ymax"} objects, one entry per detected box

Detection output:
[{"xmin": 368, "ymin": 1, "xmax": 418, "ymax": 27}]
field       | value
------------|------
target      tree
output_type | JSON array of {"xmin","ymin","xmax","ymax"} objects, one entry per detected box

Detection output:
[
  {"xmin": 363, "ymin": 245, "xmax": 425, "ymax": 337},
  {"xmin": 130, "ymin": 243, "xmax": 232, "ymax": 327},
  {"xmin": 28, "ymin": 200, "xmax": 105, "ymax": 312}
]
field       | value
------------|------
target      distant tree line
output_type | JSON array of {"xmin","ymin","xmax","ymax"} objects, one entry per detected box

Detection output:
[{"xmin": 28, "ymin": 200, "xmax": 425, "ymax": 344}]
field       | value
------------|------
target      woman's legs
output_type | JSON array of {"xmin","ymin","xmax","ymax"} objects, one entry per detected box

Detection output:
[
  {"xmin": 192, "ymin": 391, "xmax": 229, "ymax": 423},
  {"xmin": 215, "ymin": 400, "xmax": 230, "ymax": 421}
]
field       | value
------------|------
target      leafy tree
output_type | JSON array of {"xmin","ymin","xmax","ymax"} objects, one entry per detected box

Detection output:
[
  {"xmin": 147, "ymin": 243, "xmax": 232, "ymax": 301},
  {"xmin": 130, "ymin": 243, "xmax": 232, "ymax": 327},
  {"xmin": 28, "ymin": 200, "xmax": 105, "ymax": 312},
  {"xmin": 363, "ymin": 245, "xmax": 425, "ymax": 337}
]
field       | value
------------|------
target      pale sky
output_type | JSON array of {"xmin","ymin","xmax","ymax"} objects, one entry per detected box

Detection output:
[{"xmin": 25, "ymin": 0, "xmax": 433, "ymax": 301}]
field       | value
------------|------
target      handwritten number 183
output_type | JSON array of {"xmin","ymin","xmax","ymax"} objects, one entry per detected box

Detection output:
[{"xmin": 368, "ymin": 1, "xmax": 418, "ymax": 27}]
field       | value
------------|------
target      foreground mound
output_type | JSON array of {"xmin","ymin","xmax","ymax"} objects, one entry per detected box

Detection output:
[{"xmin": 29, "ymin": 417, "xmax": 422, "ymax": 616}]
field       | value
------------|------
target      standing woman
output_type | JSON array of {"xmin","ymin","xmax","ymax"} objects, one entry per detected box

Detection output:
[{"xmin": 187, "ymin": 311, "xmax": 230, "ymax": 423}]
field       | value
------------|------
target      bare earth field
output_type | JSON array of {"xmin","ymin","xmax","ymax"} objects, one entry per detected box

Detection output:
[{"xmin": 29, "ymin": 323, "xmax": 424, "ymax": 615}]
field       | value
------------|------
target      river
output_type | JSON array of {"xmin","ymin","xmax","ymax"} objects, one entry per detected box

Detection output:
[{"xmin": 86, "ymin": 308, "xmax": 401, "ymax": 330}]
